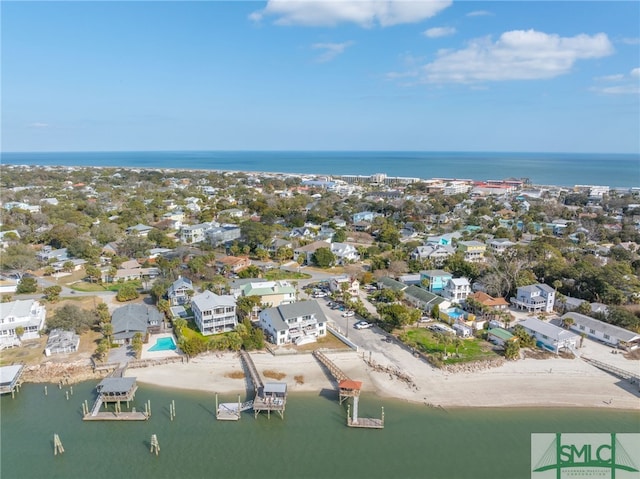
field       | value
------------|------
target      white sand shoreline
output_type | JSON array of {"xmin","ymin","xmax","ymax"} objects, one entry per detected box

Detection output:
[{"xmin": 126, "ymin": 350, "xmax": 640, "ymax": 410}]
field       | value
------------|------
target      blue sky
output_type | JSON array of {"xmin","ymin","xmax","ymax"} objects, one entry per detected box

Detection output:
[{"xmin": 2, "ymin": 1, "xmax": 639, "ymax": 153}]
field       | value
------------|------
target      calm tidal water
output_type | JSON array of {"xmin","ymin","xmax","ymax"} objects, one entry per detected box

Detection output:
[
  {"xmin": 1, "ymin": 150, "xmax": 639, "ymax": 187},
  {"xmin": 2, "ymin": 382, "xmax": 639, "ymax": 479}
]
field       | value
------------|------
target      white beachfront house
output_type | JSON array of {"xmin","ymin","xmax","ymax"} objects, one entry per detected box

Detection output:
[
  {"xmin": 562, "ymin": 312, "xmax": 640, "ymax": 351},
  {"xmin": 511, "ymin": 284, "xmax": 555, "ymax": 313},
  {"xmin": 167, "ymin": 276, "xmax": 195, "ymax": 306},
  {"xmin": 518, "ymin": 318, "xmax": 579, "ymax": 354},
  {"xmin": 0, "ymin": 299, "xmax": 46, "ymax": 349},
  {"xmin": 442, "ymin": 278, "xmax": 472, "ymax": 302},
  {"xmin": 258, "ymin": 301, "xmax": 327, "ymax": 346},
  {"xmin": 191, "ymin": 290, "xmax": 237, "ymax": 336}
]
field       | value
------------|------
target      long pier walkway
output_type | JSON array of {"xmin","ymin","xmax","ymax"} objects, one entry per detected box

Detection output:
[
  {"xmin": 582, "ymin": 357, "xmax": 640, "ymax": 387},
  {"xmin": 239, "ymin": 350, "xmax": 264, "ymax": 394},
  {"xmin": 312, "ymin": 350, "xmax": 383, "ymax": 429}
]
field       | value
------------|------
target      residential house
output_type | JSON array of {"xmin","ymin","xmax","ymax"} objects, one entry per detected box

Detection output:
[
  {"xmin": 410, "ymin": 244, "xmax": 455, "ymax": 266},
  {"xmin": 330, "ymin": 242, "xmax": 360, "ymax": 264},
  {"xmin": 404, "ymin": 285, "xmax": 451, "ymax": 314},
  {"xmin": 425, "ymin": 232, "xmax": 461, "ymax": 246},
  {"xmin": 289, "ymin": 227, "xmax": 315, "ymax": 239},
  {"xmin": 293, "ymin": 240, "xmax": 331, "ymax": 265},
  {"xmin": 487, "ymin": 328, "xmax": 516, "ymax": 348},
  {"xmin": 377, "ymin": 277, "xmax": 409, "ymax": 293},
  {"xmin": 2, "ymin": 201, "xmax": 41, "ymax": 213},
  {"xmin": 218, "ymin": 208, "xmax": 243, "ymax": 219},
  {"xmin": 179, "ymin": 222, "xmax": 217, "ymax": 244},
  {"xmin": 457, "ymin": 240, "xmax": 486, "ymax": 262},
  {"xmin": 442, "ymin": 278, "xmax": 471, "ymax": 302},
  {"xmin": 468, "ymin": 291, "xmax": 509, "ymax": 311},
  {"xmin": 562, "ymin": 312, "xmax": 640, "ymax": 350},
  {"xmin": 126, "ymin": 223, "xmax": 154, "ymax": 237},
  {"xmin": 216, "ymin": 256, "xmax": 251, "ymax": 273},
  {"xmin": 111, "ymin": 304, "xmax": 163, "ymax": 344},
  {"xmin": 266, "ymin": 238, "xmax": 293, "ymax": 256},
  {"xmin": 511, "ymin": 284, "xmax": 555, "ymax": 313},
  {"xmin": 258, "ymin": 301, "xmax": 327, "ymax": 346},
  {"xmin": 487, "ymin": 238, "xmax": 517, "ymax": 255},
  {"xmin": 0, "ymin": 299, "xmax": 46, "ymax": 348},
  {"xmin": 0, "ymin": 276, "xmax": 18, "ymax": 294},
  {"xmin": 0, "ymin": 230, "xmax": 20, "ymax": 249},
  {"xmin": 206, "ymin": 225, "xmax": 241, "ymax": 246},
  {"xmin": 241, "ymin": 281, "xmax": 297, "ymax": 308},
  {"xmin": 167, "ymin": 276, "xmax": 194, "ymax": 306},
  {"xmin": 45, "ymin": 329, "xmax": 80, "ymax": 356},
  {"xmin": 329, "ymin": 276, "xmax": 360, "ymax": 298},
  {"xmin": 191, "ymin": 291, "xmax": 237, "ymax": 336},
  {"xmin": 420, "ymin": 270, "xmax": 453, "ymax": 294},
  {"xmin": 352, "ymin": 211, "xmax": 377, "ymax": 223},
  {"xmin": 37, "ymin": 246, "xmax": 69, "ymax": 262},
  {"xmin": 518, "ymin": 317, "xmax": 579, "ymax": 354}
]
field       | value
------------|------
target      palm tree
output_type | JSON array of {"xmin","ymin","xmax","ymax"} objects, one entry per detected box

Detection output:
[
  {"xmin": 562, "ymin": 317, "xmax": 574, "ymax": 330},
  {"xmin": 131, "ymin": 332, "xmax": 143, "ymax": 358}
]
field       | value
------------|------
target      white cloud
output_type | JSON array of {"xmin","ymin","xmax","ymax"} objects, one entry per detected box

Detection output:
[
  {"xmin": 420, "ymin": 29, "xmax": 613, "ymax": 83},
  {"xmin": 312, "ymin": 41, "xmax": 354, "ymax": 62},
  {"xmin": 620, "ymin": 37, "xmax": 640, "ymax": 45},
  {"xmin": 466, "ymin": 10, "xmax": 492, "ymax": 17},
  {"xmin": 423, "ymin": 26, "xmax": 456, "ymax": 38},
  {"xmin": 591, "ymin": 67, "xmax": 640, "ymax": 95},
  {"xmin": 596, "ymin": 74, "xmax": 624, "ymax": 82},
  {"xmin": 250, "ymin": 0, "xmax": 452, "ymax": 27},
  {"xmin": 29, "ymin": 122, "xmax": 49, "ymax": 128}
]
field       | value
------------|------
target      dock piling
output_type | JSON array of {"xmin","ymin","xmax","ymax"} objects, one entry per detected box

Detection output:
[
  {"xmin": 44, "ymin": 386, "xmax": 47, "ymax": 396},
  {"xmin": 53, "ymin": 434, "xmax": 65, "ymax": 455},
  {"xmin": 150, "ymin": 434, "xmax": 160, "ymax": 455}
]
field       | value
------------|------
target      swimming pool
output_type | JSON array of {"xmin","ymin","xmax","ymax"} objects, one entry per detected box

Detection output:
[
  {"xmin": 148, "ymin": 337, "xmax": 177, "ymax": 352},
  {"xmin": 445, "ymin": 308, "xmax": 465, "ymax": 320}
]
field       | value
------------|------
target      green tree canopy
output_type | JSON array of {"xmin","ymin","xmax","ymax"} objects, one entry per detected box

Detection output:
[
  {"xmin": 46, "ymin": 304, "xmax": 98, "ymax": 334},
  {"xmin": 312, "ymin": 247, "xmax": 336, "ymax": 268}
]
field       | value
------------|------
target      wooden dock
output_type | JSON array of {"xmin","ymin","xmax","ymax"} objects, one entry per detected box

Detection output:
[
  {"xmin": 582, "ymin": 357, "xmax": 640, "ymax": 387},
  {"xmin": 313, "ymin": 350, "xmax": 384, "ymax": 429},
  {"xmin": 239, "ymin": 350, "xmax": 264, "ymax": 393},
  {"xmin": 0, "ymin": 364, "xmax": 24, "ymax": 397},
  {"xmin": 83, "ymin": 375, "xmax": 149, "ymax": 421}
]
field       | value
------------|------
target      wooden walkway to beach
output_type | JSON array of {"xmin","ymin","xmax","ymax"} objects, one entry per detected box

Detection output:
[
  {"xmin": 582, "ymin": 357, "xmax": 640, "ymax": 387},
  {"xmin": 312, "ymin": 350, "xmax": 384, "ymax": 429},
  {"xmin": 239, "ymin": 350, "xmax": 264, "ymax": 394}
]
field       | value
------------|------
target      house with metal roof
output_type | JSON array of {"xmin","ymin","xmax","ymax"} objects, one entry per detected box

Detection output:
[
  {"xmin": 518, "ymin": 318, "xmax": 579, "ymax": 354},
  {"xmin": 420, "ymin": 270, "xmax": 453, "ymax": 294},
  {"xmin": 258, "ymin": 300, "xmax": 327, "ymax": 346},
  {"xmin": 377, "ymin": 277, "xmax": 409, "ymax": 293},
  {"xmin": 191, "ymin": 290, "xmax": 237, "ymax": 336},
  {"xmin": 562, "ymin": 312, "xmax": 640, "ymax": 350},
  {"xmin": 111, "ymin": 304, "xmax": 163, "ymax": 345},
  {"xmin": 167, "ymin": 276, "xmax": 194, "ymax": 306},
  {"xmin": 487, "ymin": 328, "xmax": 516, "ymax": 348},
  {"xmin": 511, "ymin": 284, "xmax": 556, "ymax": 313},
  {"xmin": 241, "ymin": 280, "xmax": 297, "ymax": 308},
  {"xmin": 442, "ymin": 277, "xmax": 472, "ymax": 302},
  {"xmin": 0, "ymin": 299, "xmax": 46, "ymax": 349},
  {"xmin": 404, "ymin": 285, "xmax": 451, "ymax": 314},
  {"xmin": 45, "ymin": 329, "xmax": 80, "ymax": 356}
]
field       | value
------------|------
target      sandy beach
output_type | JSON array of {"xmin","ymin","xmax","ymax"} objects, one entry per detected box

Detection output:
[{"xmin": 127, "ymin": 346, "xmax": 640, "ymax": 410}]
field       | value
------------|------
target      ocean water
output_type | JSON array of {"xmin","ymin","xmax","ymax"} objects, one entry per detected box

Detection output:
[
  {"xmin": 1, "ymin": 151, "xmax": 638, "ymax": 188},
  {"xmin": 1, "ymin": 382, "xmax": 639, "ymax": 479}
]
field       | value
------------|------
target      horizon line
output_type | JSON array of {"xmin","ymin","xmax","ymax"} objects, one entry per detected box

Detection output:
[{"xmin": 2, "ymin": 149, "xmax": 639, "ymax": 156}]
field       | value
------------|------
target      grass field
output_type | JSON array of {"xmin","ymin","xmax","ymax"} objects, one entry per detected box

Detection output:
[{"xmin": 401, "ymin": 328, "xmax": 499, "ymax": 365}]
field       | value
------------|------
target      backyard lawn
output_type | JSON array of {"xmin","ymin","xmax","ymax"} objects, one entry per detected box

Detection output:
[{"xmin": 401, "ymin": 328, "xmax": 499, "ymax": 365}]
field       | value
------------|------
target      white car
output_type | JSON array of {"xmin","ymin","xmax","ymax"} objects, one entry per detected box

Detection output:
[
  {"xmin": 342, "ymin": 311, "xmax": 355, "ymax": 317},
  {"xmin": 354, "ymin": 321, "xmax": 372, "ymax": 330},
  {"xmin": 313, "ymin": 292, "xmax": 327, "ymax": 298}
]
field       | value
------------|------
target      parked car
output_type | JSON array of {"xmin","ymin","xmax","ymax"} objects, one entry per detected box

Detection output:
[
  {"xmin": 354, "ymin": 321, "xmax": 372, "ymax": 330},
  {"xmin": 313, "ymin": 292, "xmax": 327, "ymax": 298},
  {"xmin": 342, "ymin": 310, "xmax": 355, "ymax": 317}
]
